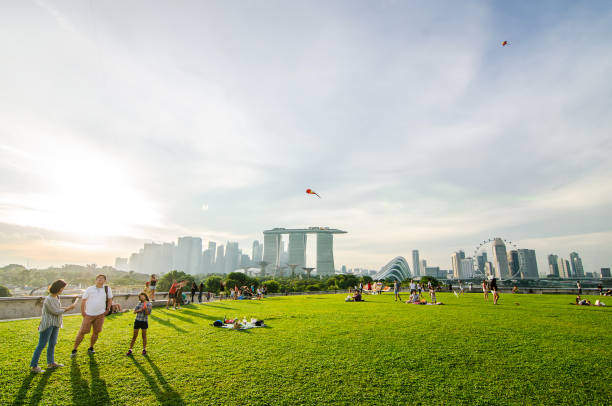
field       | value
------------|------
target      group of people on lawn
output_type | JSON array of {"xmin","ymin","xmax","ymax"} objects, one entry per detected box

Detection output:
[{"xmin": 29, "ymin": 274, "xmax": 153, "ymax": 373}]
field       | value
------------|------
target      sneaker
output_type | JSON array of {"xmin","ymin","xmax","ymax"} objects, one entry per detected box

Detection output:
[
  {"xmin": 126, "ymin": 349, "xmax": 133, "ymax": 356},
  {"xmin": 47, "ymin": 363, "xmax": 64, "ymax": 368},
  {"xmin": 31, "ymin": 366, "xmax": 45, "ymax": 373},
  {"xmin": 87, "ymin": 347, "xmax": 95, "ymax": 354},
  {"xmin": 70, "ymin": 350, "xmax": 77, "ymax": 358},
  {"xmin": 141, "ymin": 349, "xmax": 147, "ymax": 355}
]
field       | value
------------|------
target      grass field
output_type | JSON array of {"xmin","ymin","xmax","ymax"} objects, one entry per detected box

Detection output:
[{"xmin": 0, "ymin": 292, "xmax": 610, "ymax": 405}]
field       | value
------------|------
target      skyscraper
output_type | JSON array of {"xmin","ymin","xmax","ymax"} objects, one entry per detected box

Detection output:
[
  {"xmin": 517, "ymin": 249, "xmax": 538, "ymax": 278},
  {"xmin": 420, "ymin": 259, "xmax": 427, "ymax": 277},
  {"xmin": 548, "ymin": 254, "xmax": 559, "ymax": 277},
  {"xmin": 288, "ymin": 233, "xmax": 307, "ymax": 271},
  {"xmin": 459, "ymin": 257, "xmax": 474, "ymax": 279},
  {"xmin": 492, "ymin": 238, "xmax": 510, "ymax": 279},
  {"xmin": 557, "ymin": 256, "xmax": 570, "ymax": 278},
  {"xmin": 601, "ymin": 268, "xmax": 611, "ymax": 278},
  {"xmin": 451, "ymin": 250, "xmax": 465, "ymax": 279},
  {"xmin": 224, "ymin": 242, "xmax": 240, "ymax": 273},
  {"xmin": 252, "ymin": 240, "xmax": 262, "ymax": 263},
  {"xmin": 208, "ymin": 241, "xmax": 216, "ymax": 265},
  {"xmin": 569, "ymin": 252, "xmax": 584, "ymax": 277},
  {"xmin": 412, "ymin": 250, "xmax": 420, "ymax": 277},
  {"xmin": 216, "ymin": 245, "xmax": 225, "ymax": 273},
  {"xmin": 507, "ymin": 250, "xmax": 520, "ymax": 278},
  {"xmin": 484, "ymin": 261, "xmax": 494, "ymax": 277},
  {"xmin": 476, "ymin": 253, "xmax": 487, "ymax": 276}
]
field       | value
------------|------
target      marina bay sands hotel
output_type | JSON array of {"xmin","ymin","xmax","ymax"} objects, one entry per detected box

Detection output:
[{"xmin": 263, "ymin": 227, "xmax": 347, "ymax": 276}]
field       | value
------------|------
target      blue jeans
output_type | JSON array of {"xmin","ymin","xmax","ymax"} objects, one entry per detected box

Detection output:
[{"xmin": 30, "ymin": 326, "xmax": 59, "ymax": 367}]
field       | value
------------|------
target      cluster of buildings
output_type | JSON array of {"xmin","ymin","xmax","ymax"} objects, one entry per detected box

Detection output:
[{"xmin": 115, "ymin": 237, "xmax": 264, "ymax": 276}]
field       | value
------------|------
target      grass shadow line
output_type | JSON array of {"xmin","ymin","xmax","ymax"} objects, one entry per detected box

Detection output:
[
  {"xmin": 11, "ymin": 372, "xmax": 35, "ymax": 406},
  {"xmin": 88, "ymin": 354, "xmax": 111, "ymax": 405},
  {"xmin": 27, "ymin": 368, "xmax": 55, "ymax": 406},
  {"xmin": 179, "ymin": 309, "xmax": 218, "ymax": 321},
  {"xmin": 163, "ymin": 311, "xmax": 195, "ymax": 324},
  {"xmin": 143, "ymin": 355, "xmax": 186, "ymax": 405},
  {"xmin": 129, "ymin": 356, "xmax": 185, "ymax": 406},
  {"xmin": 200, "ymin": 303, "xmax": 237, "ymax": 310},
  {"xmin": 150, "ymin": 315, "xmax": 187, "ymax": 333},
  {"xmin": 70, "ymin": 358, "xmax": 90, "ymax": 406}
]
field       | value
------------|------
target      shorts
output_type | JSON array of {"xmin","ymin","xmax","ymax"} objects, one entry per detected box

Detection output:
[
  {"xmin": 169, "ymin": 292, "xmax": 176, "ymax": 299},
  {"xmin": 150, "ymin": 286, "xmax": 156, "ymax": 292},
  {"xmin": 410, "ymin": 289, "xmax": 417, "ymax": 294},
  {"xmin": 134, "ymin": 320, "xmax": 149, "ymax": 330},
  {"xmin": 78, "ymin": 314, "xmax": 106, "ymax": 336}
]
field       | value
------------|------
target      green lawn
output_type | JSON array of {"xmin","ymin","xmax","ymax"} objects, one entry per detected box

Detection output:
[{"xmin": 1, "ymin": 292, "xmax": 610, "ymax": 405}]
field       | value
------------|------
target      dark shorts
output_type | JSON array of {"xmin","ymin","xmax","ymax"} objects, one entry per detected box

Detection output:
[
  {"xmin": 169, "ymin": 292, "xmax": 176, "ymax": 299},
  {"xmin": 134, "ymin": 320, "xmax": 148, "ymax": 330}
]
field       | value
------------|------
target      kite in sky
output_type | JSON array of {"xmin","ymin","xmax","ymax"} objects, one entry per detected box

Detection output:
[
  {"xmin": 306, "ymin": 188, "xmax": 321, "ymax": 198},
  {"xmin": 501, "ymin": 40, "xmax": 509, "ymax": 47}
]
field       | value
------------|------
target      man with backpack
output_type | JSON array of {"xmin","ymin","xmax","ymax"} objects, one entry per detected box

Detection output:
[{"xmin": 71, "ymin": 274, "xmax": 113, "ymax": 357}]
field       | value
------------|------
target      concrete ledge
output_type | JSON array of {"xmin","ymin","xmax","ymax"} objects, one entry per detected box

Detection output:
[{"xmin": 0, "ymin": 288, "xmax": 605, "ymax": 321}]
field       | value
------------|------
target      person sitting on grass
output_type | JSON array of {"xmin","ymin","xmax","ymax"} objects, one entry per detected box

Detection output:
[
  {"xmin": 126, "ymin": 292, "xmax": 152, "ymax": 356},
  {"xmin": 594, "ymin": 300, "xmax": 606, "ymax": 307},
  {"xmin": 352, "ymin": 291, "xmax": 363, "ymax": 302}
]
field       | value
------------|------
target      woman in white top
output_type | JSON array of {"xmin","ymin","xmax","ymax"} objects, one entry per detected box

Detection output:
[{"xmin": 29, "ymin": 280, "xmax": 78, "ymax": 373}]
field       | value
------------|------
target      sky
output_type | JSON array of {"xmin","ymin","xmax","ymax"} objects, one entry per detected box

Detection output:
[{"xmin": 1, "ymin": 0, "xmax": 611, "ymax": 275}]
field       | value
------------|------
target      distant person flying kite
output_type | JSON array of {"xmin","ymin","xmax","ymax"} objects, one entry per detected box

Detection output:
[
  {"xmin": 306, "ymin": 189, "xmax": 321, "ymax": 198},
  {"xmin": 501, "ymin": 40, "xmax": 510, "ymax": 47}
]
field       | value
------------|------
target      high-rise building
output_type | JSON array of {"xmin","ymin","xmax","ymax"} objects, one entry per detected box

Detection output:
[
  {"xmin": 476, "ymin": 253, "xmax": 487, "ymax": 276},
  {"xmin": 420, "ymin": 259, "xmax": 427, "ymax": 276},
  {"xmin": 557, "ymin": 257, "xmax": 570, "ymax": 278},
  {"xmin": 548, "ymin": 254, "xmax": 559, "ymax": 277},
  {"xmin": 216, "ymin": 245, "xmax": 225, "ymax": 273},
  {"xmin": 252, "ymin": 240, "xmax": 262, "ymax": 263},
  {"xmin": 459, "ymin": 257, "xmax": 474, "ymax": 279},
  {"xmin": 224, "ymin": 242, "xmax": 240, "ymax": 273},
  {"xmin": 451, "ymin": 250, "xmax": 465, "ymax": 279},
  {"xmin": 518, "ymin": 249, "xmax": 538, "ymax": 278},
  {"xmin": 208, "ymin": 242, "xmax": 216, "ymax": 265},
  {"xmin": 601, "ymin": 268, "xmax": 611, "ymax": 278},
  {"xmin": 484, "ymin": 261, "xmax": 494, "ymax": 277},
  {"xmin": 114, "ymin": 257, "xmax": 128, "ymax": 271},
  {"xmin": 492, "ymin": 238, "xmax": 510, "ymax": 279},
  {"xmin": 341, "ymin": 265, "xmax": 347, "ymax": 274},
  {"xmin": 288, "ymin": 233, "xmax": 307, "ymax": 271},
  {"xmin": 412, "ymin": 250, "xmax": 420, "ymax": 277},
  {"xmin": 507, "ymin": 250, "xmax": 520, "ymax": 278},
  {"xmin": 175, "ymin": 237, "xmax": 202, "ymax": 274},
  {"xmin": 569, "ymin": 252, "xmax": 584, "ymax": 277},
  {"xmin": 316, "ymin": 233, "xmax": 336, "ymax": 276}
]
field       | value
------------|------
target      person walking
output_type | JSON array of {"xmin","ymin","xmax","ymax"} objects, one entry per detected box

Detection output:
[
  {"xmin": 190, "ymin": 282, "xmax": 197, "ymax": 304},
  {"xmin": 198, "ymin": 282, "xmax": 204, "ymax": 303},
  {"xmin": 393, "ymin": 281, "xmax": 402, "ymax": 302},
  {"xmin": 576, "ymin": 281, "xmax": 582, "ymax": 295},
  {"xmin": 126, "ymin": 292, "xmax": 152, "ymax": 356},
  {"xmin": 598, "ymin": 283, "xmax": 603, "ymax": 296},
  {"xmin": 30, "ymin": 280, "xmax": 78, "ymax": 373},
  {"xmin": 491, "ymin": 277, "xmax": 499, "ymax": 305},
  {"xmin": 71, "ymin": 274, "xmax": 112, "ymax": 357},
  {"xmin": 482, "ymin": 280, "xmax": 489, "ymax": 301}
]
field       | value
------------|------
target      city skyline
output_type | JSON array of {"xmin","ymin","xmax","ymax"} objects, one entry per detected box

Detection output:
[{"xmin": 1, "ymin": 1, "xmax": 611, "ymax": 273}]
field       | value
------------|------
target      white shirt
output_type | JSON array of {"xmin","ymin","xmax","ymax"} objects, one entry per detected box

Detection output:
[
  {"xmin": 410, "ymin": 283, "xmax": 416, "ymax": 290},
  {"xmin": 82, "ymin": 285, "xmax": 113, "ymax": 316}
]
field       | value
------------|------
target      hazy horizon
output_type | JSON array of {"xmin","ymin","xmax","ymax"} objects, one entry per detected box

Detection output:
[{"xmin": 1, "ymin": 1, "xmax": 611, "ymax": 274}]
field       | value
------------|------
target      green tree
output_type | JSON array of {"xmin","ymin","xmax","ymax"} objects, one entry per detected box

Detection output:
[
  {"xmin": 204, "ymin": 276, "xmax": 223, "ymax": 293},
  {"xmin": 0, "ymin": 284, "xmax": 11, "ymax": 297},
  {"xmin": 262, "ymin": 280, "xmax": 280, "ymax": 293},
  {"xmin": 420, "ymin": 276, "xmax": 440, "ymax": 287},
  {"xmin": 158, "ymin": 270, "xmax": 193, "ymax": 292},
  {"xmin": 225, "ymin": 272, "xmax": 249, "ymax": 291}
]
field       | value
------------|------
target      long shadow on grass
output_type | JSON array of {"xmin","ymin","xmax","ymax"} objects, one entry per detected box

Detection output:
[
  {"xmin": 11, "ymin": 368, "xmax": 53, "ymax": 406},
  {"xmin": 163, "ymin": 311, "xmax": 195, "ymax": 324},
  {"xmin": 88, "ymin": 354, "xmax": 111, "ymax": 405},
  {"xmin": 200, "ymin": 303, "xmax": 236, "ymax": 310},
  {"xmin": 150, "ymin": 315, "xmax": 187, "ymax": 333},
  {"xmin": 135, "ymin": 355, "xmax": 185, "ymax": 405},
  {"xmin": 179, "ymin": 309, "xmax": 218, "ymax": 321},
  {"xmin": 69, "ymin": 355, "xmax": 111, "ymax": 405}
]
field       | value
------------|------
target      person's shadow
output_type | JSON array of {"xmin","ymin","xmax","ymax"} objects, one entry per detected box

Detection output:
[
  {"xmin": 128, "ymin": 355, "xmax": 185, "ymax": 405},
  {"xmin": 69, "ymin": 355, "xmax": 111, "ymax": 406},
  {"xmin": 11, "ymin": 368, "xmax": 53, "ymax": 405}
]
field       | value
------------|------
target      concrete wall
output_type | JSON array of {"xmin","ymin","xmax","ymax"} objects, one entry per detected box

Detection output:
[
  {"xmin": 0, "ymin": 292, "xmax": 169, "ymax": 321},
  {"xmin": 0, "ymin": 288, "xmax": 605, "ymax": 321}
]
